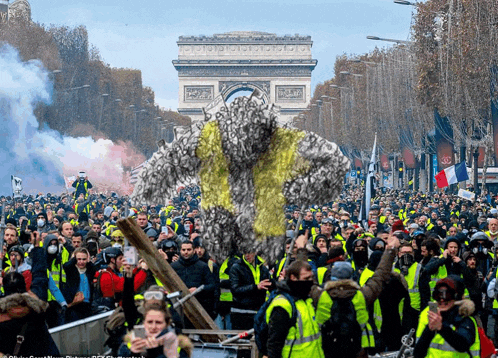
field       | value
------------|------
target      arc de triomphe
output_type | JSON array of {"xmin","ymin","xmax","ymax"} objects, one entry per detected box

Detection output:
[{"xmin": 173, "ymin": 31, "xmax": 317, "ymax": 122}]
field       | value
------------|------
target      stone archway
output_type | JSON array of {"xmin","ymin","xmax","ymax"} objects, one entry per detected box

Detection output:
[
  {"xmin": 221, "ymin": 81, "xmax": 269, "ymax": 103},
  {"xmin": 173, "ymin": 31, "xmax": 317, "ymax": 122}
]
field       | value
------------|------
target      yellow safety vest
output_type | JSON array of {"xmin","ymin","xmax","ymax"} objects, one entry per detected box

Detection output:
[
  {"xmin": 47, "ymin": 248, "xmax": 70, "ymax": 301},
  {"xmin": 395, "ymin": 262, "xmax": 422, "ymax": 311},
  {"xmin": 266, "ymin": 295, "xmax": 324, "ymax": 358},
  {"xmin": 316, "ymin": 289, "xmax": 375, "ymax": 349},
  {"xmin": 429, "ymin": 263, "xmax": 447, "ymax": 291},
  {"xmin": 317, "ymin": 267, "xmax": 327, "ymax": 286},
  {"xmin": 359, "ymin": 267, "xmax": 383, "ymax": 333},
  {"xmin": 219, "ymin": 258, "xmax": 233, "ymax": 302},
  {"xmin": 74, "ymin": 181, "xmax": 89, "ymax": 198},
  {"xmin": 416, "ymin": 306, "xmax": 480, "ymax": 357}
]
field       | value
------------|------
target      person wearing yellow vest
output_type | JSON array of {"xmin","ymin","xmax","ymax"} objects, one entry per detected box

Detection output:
[
  {"xmin": 216, "ymin": 253, "xmax": 240, "ymax": 330},
  {"xmin": 312, "ymin": 234, "xmax": 400, "ymax": 357},
  {"xmin": 44, "ymin": 234, "xmax": 71, "ymax": 327},
  {"xmin": 414, "ymin": 276, "xmax": 480, "ymax": 358},
  {"xmin": 394, "ymin": 243, "xmax": 429, "ymax": 315},
  {"xmin": 316, "ymin": 243, "xmax": 346, "ymax": 286},
  {"xmin": 486, "ymin": 218, "xmax": 498, "ymax": 243},
  {"xmin": 72, "ymin": 175, "xmax": 92, "ymax": 199},
  {"xmin": 424, "ymin": 238, "xmax": 466, "ymax": 294},
  {"xmin": 229, "ymin": 247, "xmax": 272, "ymax": 330},
  {"xmin": 266, "ymin": 260, "xmax": 324, "ymax": 358}
]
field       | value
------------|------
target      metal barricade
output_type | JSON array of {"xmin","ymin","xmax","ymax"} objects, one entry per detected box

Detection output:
[{"xmin": 49, "ymin": 310, "xmax": 113, "ymax": 355}]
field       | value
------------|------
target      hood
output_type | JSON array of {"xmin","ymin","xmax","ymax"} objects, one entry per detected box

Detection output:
[
  {"xmin": 43, "ymin": 234, "xmax": 59, "ymax": 250},
  {"xmin": 324, "ymin": 279, "xmax": 360, "ymax": 300},
  {"xmin": 36, "ymin": 211, "xmax": 48, "ymax": 222},
  {"xmin": 0, "ymin": 293, "xmax": 48, "ymax": 316},
  {"xmin": 368, "ymin": 237, "xmax": 385, "ymax": 251},
  {"xmin": 455, "ymin": 299, "xmax": 475, "ymax": 317}
]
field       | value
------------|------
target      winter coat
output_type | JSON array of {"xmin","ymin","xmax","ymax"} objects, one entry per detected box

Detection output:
[
  {"xmin": 171, "ymin": 254, "xmax": 216, "ymax": 315},
  {"xmin": 0, "ymin": 293, "xmax": 59, "ymax": 355},
  {"xmin": 311, "ymin": 247, "xmax": 397, "ymax": 308},
  {"xmin": 229, "ymin": 256, "xmax": 271, "ymax": 311},
  {"xmin": 413, "ymin": 299, "xmax": 477, "ymax": 358},
  {"xmin": 63, "ymin": 256, "xmax": 97, "ymax": 304}
]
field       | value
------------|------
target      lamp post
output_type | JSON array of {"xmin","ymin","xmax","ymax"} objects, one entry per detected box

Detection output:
[
  {"xmin": 99, "ymin": 93, "xmax": 109, "ymax": 130},
  {"xmin": 394, "ymin": 0, "xmax": 418, "ymax": 5},
  {"xmin": 367, "ymin": 36, "xmax": 412, "ymax": 45}
]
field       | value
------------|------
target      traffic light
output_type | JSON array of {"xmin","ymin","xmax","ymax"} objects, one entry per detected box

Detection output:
[
  {"xmin": 398, "ymin": 162, "xmax": 403, "ymax": 178},
  {"xmin": 356, "ymin": 167, "xmax": 361, "ymax": 176}
]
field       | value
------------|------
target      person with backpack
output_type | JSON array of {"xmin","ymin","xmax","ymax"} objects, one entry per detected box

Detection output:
[
  {"xmin": 264, "ymin": 259, "xmax": 324, "ymax": 358},
  {"xmin": 312, "ymin": 233, "xmax": 400, "ymax": 358}
]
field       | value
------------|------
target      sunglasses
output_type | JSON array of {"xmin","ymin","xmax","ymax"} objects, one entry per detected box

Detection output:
[{"xmin": 144, "ymin": 290, "xmax": 164, "ymax": 301}]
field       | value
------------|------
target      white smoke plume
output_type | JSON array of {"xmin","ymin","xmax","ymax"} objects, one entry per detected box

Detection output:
[{"xmin": 0, "ymin": 44, "xmax": 145, "ymax": 196}]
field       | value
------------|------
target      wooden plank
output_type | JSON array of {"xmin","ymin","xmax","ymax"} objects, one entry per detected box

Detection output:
[{"xmin": 116, "ymin": 217, "xmax": 225, "ymax": 342}]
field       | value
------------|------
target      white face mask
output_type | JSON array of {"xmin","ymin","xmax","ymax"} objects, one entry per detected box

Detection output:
[
  {"xmin": 37, "ymin": 219, "xmax": 45, "ymax": 227},
  {"xmin": 47, "ymin": 244, "xmax": 58, "ymax": 255}
]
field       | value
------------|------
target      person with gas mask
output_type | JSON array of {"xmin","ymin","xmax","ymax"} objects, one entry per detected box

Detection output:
[
  {"xmin": 158, "ymin": 240, "xmax": 180, "ymax": 264},
  {"xmin": 266, "ymin": 260, "xmax": 324, "ymax": 358},
  {"xmin": 43, "ymin": 234, "xmax": 71, "ymax": 327},
  {"xmin": 395, "ymin": 243, "xmax": 430, "ymax": 319},
  {"xmin": 312, "ymin": 233, "xmax": 400, "ymax": 358},
  {"xmin": 467, "ymin": 231, "xmax": 494, "ymax": 277}
]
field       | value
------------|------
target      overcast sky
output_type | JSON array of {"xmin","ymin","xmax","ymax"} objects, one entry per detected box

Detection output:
[{"xmin": 30, "ymin": 0, "xmax": 415, "ymax": 110}]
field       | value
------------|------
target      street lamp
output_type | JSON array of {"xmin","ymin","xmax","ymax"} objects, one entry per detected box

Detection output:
[
  {"xmin": 394, "ymin": 0, "xmax": 417, "ymax": 5},
  {"xmin": 340, "ymin": 71, "xmax": 363, "ymax": 78},
  {"xmin": 329, "ymin": 84, "xmax": 349, "ymax": 90},
  {"xmin": 367, "ymin": 36, "xmax": 412, "ymax": 45}
]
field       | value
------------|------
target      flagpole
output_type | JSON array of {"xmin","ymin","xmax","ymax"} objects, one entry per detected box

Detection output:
[{"xmin": 358, "ymin": 134, "xmax": 377, "ymax": 228}]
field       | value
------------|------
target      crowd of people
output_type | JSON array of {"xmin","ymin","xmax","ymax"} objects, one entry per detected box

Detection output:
[{"xmin": 1, "ymin": 178, "xmax": 498, "ymax": 357}]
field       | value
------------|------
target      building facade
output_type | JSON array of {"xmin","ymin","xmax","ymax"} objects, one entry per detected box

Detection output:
[{"xmin": 173, "ymin": 31, "xmax": 317, "ymax": 123}]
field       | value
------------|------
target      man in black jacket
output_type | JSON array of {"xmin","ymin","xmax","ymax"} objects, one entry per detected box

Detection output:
[
  {"xmin": 229, "ymin": 248, "xmax": 272, "ymax": 330},
  {"xmin": 171, "ymin": 241, "xmax": 216, "ymax": 321},
  {"xmin": 62, "ymin": 247, "xmax": 97, "ymax": 323}
]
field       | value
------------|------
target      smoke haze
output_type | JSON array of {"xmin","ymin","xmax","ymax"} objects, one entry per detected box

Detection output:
[{"xmin": 0, "ymin": 44, "xmax": 145, "ymax": 196}]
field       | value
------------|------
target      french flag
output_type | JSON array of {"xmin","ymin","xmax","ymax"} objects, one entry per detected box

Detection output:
[{"xmin": 435, "ymin": 161, "xmax": 469, "ymax": 188}]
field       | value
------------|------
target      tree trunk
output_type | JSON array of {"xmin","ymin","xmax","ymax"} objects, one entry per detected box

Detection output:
[{"xmin": 116, "ymin": 217, "xmax": 225, "ymax": 342}]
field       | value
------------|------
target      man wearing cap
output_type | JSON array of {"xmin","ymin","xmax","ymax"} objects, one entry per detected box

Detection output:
[
  {"xmin": 414, "ymin": 276, "xmax": 480, "ymax": 358},
  {"xmin": 312, "ymin": 234, "xmax": 400, "ymax": 357}
]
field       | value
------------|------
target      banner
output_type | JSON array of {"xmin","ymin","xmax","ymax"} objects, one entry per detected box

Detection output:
[
  {"xmin": 380, "ymin": 154, "xmax": 391, "ymax": 172},
  {"xmin": 11, "ymin": 175, "xmax": 22, "ymax": 198},
  {"xmin": 402, "ymin": 147, "xmax": 417, "ymax": 169},
  {"xmin": 458, "ymin": 188, "xmax": 475, "ymax": 201},
  {"xmin": 434, "ymin": 108, "xmax": 455, "ymax": 172},
  {"xmin": 478, "ymin": 147, "xmax": 485, "ymax": 168},
  {"xmin": 64, "ymin": 176, "xmax": 76, "ymax": 190}
]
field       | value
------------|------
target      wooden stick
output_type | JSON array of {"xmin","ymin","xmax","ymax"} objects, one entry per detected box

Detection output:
[{"xmin": 116, "ymin": 217, "xmax": 225, "ymax": 342}]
